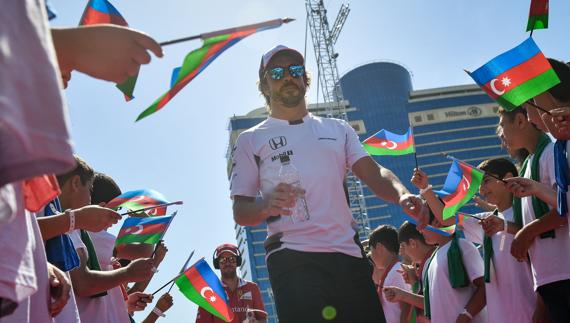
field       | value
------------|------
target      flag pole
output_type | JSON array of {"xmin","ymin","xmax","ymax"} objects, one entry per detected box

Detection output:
[
  {"xmin": 150, "ymin": 211, "xmax": 178, "ymax": 259},
  {"xmin": 167, "ymin": 250, "xmax": 195, "ymax": 293},
  {"xmin": 151, "ymin": 257, "xmax": 205, "ymax": 296},
  {"xmin": 526, "ymin": 100, "xmax": 552, "ymax": 115},
  {"xmin": 159, "ymin": 17, "xmax": 295, "ymax": 46},
  {"xmin": 151, "ymin": 272, "xmax": 185, "ymax": 296},
  {"xmin": 119, "ymin": 201, "xmax": 183, "ymax": 217},
  {"xmin": 441, "ymin": 153, "xmax": 507, "ymax": 183}
]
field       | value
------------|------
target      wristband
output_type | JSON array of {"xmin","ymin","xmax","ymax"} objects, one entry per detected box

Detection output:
[
  {"xmin": 152, "ymin": 307, "xmax": 166, "ymax": 318},
  {"xmin": 461, "ymin": 308, "xmax": 473, "ymax": 320},
  {"xmin": 66, "ymin": 210, "xmax": 76, "ymax": 232},
  {"xmin": 419, "ymin": 184, "xmax": 433, "ymax": 195}
]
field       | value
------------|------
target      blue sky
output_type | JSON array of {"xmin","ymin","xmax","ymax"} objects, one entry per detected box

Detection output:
[{"xmin": 50, "ymin": 0, "xmax": 570, "ymax": 321}]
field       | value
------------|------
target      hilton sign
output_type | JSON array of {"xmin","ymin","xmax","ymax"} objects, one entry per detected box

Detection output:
[{"xmin": 409, "ymin": 104, "xmax": 498, "ymax": 126}]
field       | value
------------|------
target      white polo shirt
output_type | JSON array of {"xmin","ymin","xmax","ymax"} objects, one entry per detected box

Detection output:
[
  {"xmin": 426, "ymin": 238, "xmax": 487, "ymax": 323},
  {"xmin": 230, "ymin": 113, "xmax": 369, "ymax": 258},
  {"xmin": 461, "ymin": 208, "xmax": 535, "ymax": 322},
  {"xmin": 522, "ymin": 143, "xmax": 570, "ymax": 290},
  {"xmin": 380, "ymin": 262, "xmax": 411, "ymax": 323}
]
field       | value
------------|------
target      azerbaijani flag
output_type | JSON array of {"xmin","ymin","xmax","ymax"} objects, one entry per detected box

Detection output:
[
  {"xmin": 527, "ymin": 0, "xmax": 549, "ymax": 32},
  {"xmin": 437, "ymin": 160, "xmax": 484, "ymax": 220},
  {"xmin": 79, "ymin": 0, "xmax": 137, "ymax": 101},
  {"xmin": 136, "ymin": 26, "xmax": 278, "ymax": 121},
  {"xmin": 362, "ymin": 128, "xmax": 414, "ymax": 156},
  {"xmin": 106, "ymin": 189, "xmax": 170, "ymax": 216},
  {"xmin": 175, "ymin": 258, "xmax": 234, "ymax": 322},
  {"xmin": 467, "ymin": 37, "xmax": 560, "ymax": 111},
  {"xmin": 79, "ymin": 0, "xmax": 127, "ymax": 25},
  {"xmin": 115, "ymin": 215, "xmax": 174, "ymax": 245}
]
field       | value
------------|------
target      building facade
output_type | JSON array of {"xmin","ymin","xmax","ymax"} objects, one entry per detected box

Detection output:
[{"xmin": 227, "ymin": 61, "xmax": 507, "ymax": 322}]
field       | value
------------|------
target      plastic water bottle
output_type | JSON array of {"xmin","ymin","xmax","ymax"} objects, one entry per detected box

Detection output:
[{"xmin": 278, "ymin": 155, "xmax": 310, "ymax": 223}]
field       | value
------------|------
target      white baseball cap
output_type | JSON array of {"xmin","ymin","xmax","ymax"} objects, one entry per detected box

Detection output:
[{"xmin": 259, "ymin": 45, "xmax": 304, "ymax": 79}]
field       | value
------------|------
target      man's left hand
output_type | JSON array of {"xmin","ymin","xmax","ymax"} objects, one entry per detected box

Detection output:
[{"xmin": 399, "ymin": 194, "xmax": 424, "ymax": 219}]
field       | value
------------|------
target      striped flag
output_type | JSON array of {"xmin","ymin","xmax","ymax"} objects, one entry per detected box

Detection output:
[
  {"xmin": 115, "ymin": 215, "xmax": 174, "ymax": 245},
  {"xmin": 136, "ymin": 19, "xmax": 290, "ymax": 121},
  {"xmin": 175, "ymin": 258, "xmax": 233, "ymax": 322},
  {"xmin": 437, "ymin": 160, "xmax": 484, "ymax": 220},
  {"xmin": 527, "ymin": 0, "xmax": 549, "ymax": 32},
  {"xmin": 79, "ymin": 0, "xmax": 137, "ymax": 100},
  {"xmin": 467, "ymin": 37, "xmax": 559, "ymax": 111},
  {"xmin": 362, "ymin": 128, "xmax": 414, "ymax": 156},
  {"xmin": 106, "ymin": 189, "xmax": 170, "ymax": 216}
]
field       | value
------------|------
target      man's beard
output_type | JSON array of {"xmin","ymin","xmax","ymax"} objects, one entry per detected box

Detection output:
[
  {"xmin": 221, "ymin": 269, "xmax": 237, "ymax": 280},
  {"xmin": 274, "ymin": 81, "xmax": 305, "ymax": 107}
]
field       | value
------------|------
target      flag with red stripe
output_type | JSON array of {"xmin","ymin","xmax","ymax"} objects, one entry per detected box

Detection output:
[
  {"xmin": 79, "ymin": 0, "xmax": 138, "ymax": 100},
  {"xmin": 527, "ymin": 0, "xmax": 549, "ymax": 32},
  {"xmin": 362, "ymin": 128, "xmax": 414, "ymax": 156},
  {"xmin": 175, "ymin": 258, "xmax": 233, "ymax": 322},
  {"xmin": 467, "ymin": 37, "xmax": 559, "ymax": 111},
  {"xmin": 436, "ymin": 159, "xmax": 484, "ymax": 220},
  {"xmin": 115, "ymin": 215, "xmax": 174, "ymax": 245},
  {"xmin": 106, "ymin": 189, "xmax": 170, "ymax": 216}
]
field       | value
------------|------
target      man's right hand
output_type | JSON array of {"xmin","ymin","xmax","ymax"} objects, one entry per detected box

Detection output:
[
  {"xmin": 125, "ymin": 258, "xmax": 155, "ymax": 282},
  {"xmin": 75, "ymin": 205, "xmax": 121, "ymax": 232},
  {"xmin": 262, "ymin": 183, "xmax": 299, "ymax": 218}
]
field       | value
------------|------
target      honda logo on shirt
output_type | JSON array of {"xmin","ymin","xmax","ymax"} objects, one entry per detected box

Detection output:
[{"xmin": 269, "ymin": 136, "xmax": 287, "ymax": 150}]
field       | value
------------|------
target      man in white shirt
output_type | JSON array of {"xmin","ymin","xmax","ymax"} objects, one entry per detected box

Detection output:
[
  {"xmin": 230, "ymin": 45, "xmax": 423, "ymax": 323},
  {"xmin": 369, "ymin": 225, "xmax": 411, "ymax": 323}
]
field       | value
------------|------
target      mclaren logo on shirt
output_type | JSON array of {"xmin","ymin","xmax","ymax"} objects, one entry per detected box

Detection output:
[{"xmin": 269, "ymin": 136, "xmax": 287, "ymax": 150}]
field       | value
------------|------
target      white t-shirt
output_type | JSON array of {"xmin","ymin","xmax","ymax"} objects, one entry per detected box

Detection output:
[
  {"xmin": 230, "ymin": 113, "xmax": 369, "ymax": 258},
  {"xmin": 461, "ymin": 208, "xmax": 535, "ymax": 322},
  {"xmin": 426, "ymin": 238, "xmax": 487, "ymax": 323},
  {"xmin": 69, "ymin": 230, "xmax": 114, "ymax": 323},
  {"xmin": 35, "ymin": 204, "xmax": 82, "ymax": 323},
  {"xmin": 522, "ymin": 143, "xmax": 570, "ymax": 289},
  {"xmin": 0, "ymin": 183, "xmax": 52, "ymax": 322},
  {"xmin": 90, "ymin": 231, "xmax": 130, "ymax": 323},
  {"xmin": 0, "ymin": 0, "xmax": 74, "ymax": 188},
  {"xmin": 380, "ymin": 262, "xmax": 411, "ymax": 323}
]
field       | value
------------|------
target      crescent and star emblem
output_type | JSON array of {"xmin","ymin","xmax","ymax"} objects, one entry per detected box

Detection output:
[
  {"xmin": 461, "ymin": 175, "xmax": 471, "ymax": 191},
  {"xmin": 200, "ymin": 287, "xmax": 217, "ymax": 302},
  {"xmin": 489, "ymin": 77, "xmax": 511, "ymax": 96},
  {"xmin": 380, "ymin": 140, "xmax": 397, "ymax": 150},
  {"xmin": 125, "ymin": 224, "xmax": 143, "ymax": 235}
]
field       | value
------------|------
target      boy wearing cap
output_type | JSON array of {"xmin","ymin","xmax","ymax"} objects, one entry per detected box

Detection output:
[
  {"xmin": 230, "ymin": 45, "xmax": 423, "ymax": 322},
  {"xmin": 196, "ymin": 244, "xmax": 266, "ymax": 323}
]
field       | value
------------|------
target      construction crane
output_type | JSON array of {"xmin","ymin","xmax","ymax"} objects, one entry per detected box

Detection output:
[{"xmin": 305, "ymin": 0, "xmax": 370, "ymax": 240}]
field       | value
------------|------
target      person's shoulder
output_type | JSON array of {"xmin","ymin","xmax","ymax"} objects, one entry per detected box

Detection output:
[
  {"xmin": 309, "ymin": 114, "xmax": 350, "ymax": 131},
  {"xmin": 241, "ymin": 279, "xmax": 261, "ymax": 290},
  {"xmin": 236, "ymin": 119, "xmax": 272, "ymax": 140}
]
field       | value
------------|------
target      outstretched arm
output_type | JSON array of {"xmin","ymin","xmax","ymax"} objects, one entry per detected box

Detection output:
[{"xmin": 352, "ymin": 157, "xmax": 423, "ymax": 219}]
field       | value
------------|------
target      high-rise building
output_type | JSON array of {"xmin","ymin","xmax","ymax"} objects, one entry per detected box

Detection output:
[{"xmin": 226, "ymin": 61, "xmax": 507, "ymax": 322}]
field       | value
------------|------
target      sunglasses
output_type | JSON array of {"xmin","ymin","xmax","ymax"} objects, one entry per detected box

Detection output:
[
  {"xmin": 218, "ymin": 257, "xmax": 237, "ymax": 265},
  {"xmin": 266, "ymin": 65, "xmax": 305, "ymax": 80}
]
